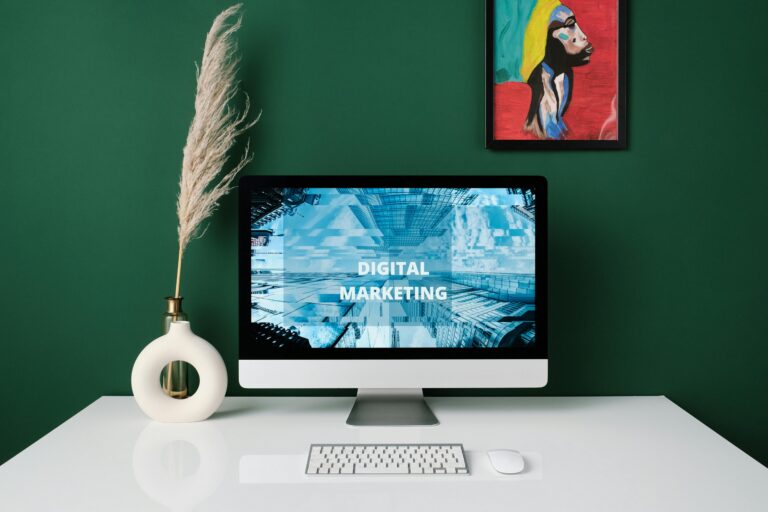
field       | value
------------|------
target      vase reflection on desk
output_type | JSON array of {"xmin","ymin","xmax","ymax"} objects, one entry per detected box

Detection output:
[{"xmin": 132, "ymin": 421, "xmax": 227, "ymax": 509}]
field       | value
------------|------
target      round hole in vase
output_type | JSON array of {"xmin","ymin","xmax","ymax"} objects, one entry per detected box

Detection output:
[
  {"xmin": 132, "ymin": 321, "xmax": 227, "ymax": 422},
  {"xmin": 158, "ymin": 361, "xmax": 200, "ymax": 398}
]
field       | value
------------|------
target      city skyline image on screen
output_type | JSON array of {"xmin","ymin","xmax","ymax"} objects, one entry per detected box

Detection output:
[{"xmin": 249, "ymin": 188, "xmax": 536, "ymax": 350}]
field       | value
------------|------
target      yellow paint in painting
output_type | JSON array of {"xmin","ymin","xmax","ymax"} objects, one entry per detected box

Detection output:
[{"xmin": 520, "ymin": 0, "xmax": 562, "ymax": 82}]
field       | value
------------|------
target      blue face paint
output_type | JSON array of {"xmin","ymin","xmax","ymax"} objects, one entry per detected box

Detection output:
[{"xmin": 558, "ymin": 33, "xmax": 570, "ymax": 41}]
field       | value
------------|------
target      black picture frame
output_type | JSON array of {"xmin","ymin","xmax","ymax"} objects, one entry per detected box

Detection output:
[
  {"xmin": 238, "ymin": 175, "xmax": 548, "ymax": 360},
  {"xmin": 485, "ymin": 0, "xmax": 628, "ymax": 149}
]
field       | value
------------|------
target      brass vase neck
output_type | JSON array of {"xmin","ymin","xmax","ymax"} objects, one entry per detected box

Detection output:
[{"xmin": 165, "ymin": 296, "xmax": 184, "ymax": 315}]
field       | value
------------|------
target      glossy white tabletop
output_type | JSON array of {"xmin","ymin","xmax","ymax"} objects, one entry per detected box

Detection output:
[{"xmin": 1, "ymin": 396, "xmax": 766, "ymax": 511}]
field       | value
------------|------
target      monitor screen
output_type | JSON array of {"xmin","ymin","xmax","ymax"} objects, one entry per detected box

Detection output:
[{"xmin": 241, "ymin": 180, "xmax": 545, "ymax": 359}]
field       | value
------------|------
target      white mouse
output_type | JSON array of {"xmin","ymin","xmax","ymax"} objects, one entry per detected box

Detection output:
[{"xmin": 487, "ymin": 449, "xmax": 525, "ymax": 474}]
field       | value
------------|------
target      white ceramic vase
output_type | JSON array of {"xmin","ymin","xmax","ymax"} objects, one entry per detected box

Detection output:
[{"xmin": 131, "ymin": 321, "xmax": 227, "ymax": 422}]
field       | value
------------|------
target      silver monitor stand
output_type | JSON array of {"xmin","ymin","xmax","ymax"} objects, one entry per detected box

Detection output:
[{"xmin": 346, "ymin": 388, "xmax": 439, "ymax": 426}]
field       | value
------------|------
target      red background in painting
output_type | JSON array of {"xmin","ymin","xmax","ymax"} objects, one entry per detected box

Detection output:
[{"xmin": 493, "ymin": 0, "xmax": 619, "ymax": 141}]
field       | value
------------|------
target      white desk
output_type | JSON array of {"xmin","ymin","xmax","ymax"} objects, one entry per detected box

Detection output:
[{"xmin": 1, "ymin": 396, "xmax": 766, "ymax": 511}]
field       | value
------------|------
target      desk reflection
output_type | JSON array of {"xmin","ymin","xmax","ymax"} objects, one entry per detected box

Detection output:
[
  {"xmin": 132, "ymin": 422, "xmax": 228, "ymax": 511},
  {"xmin": 128, "ymin": 404, "xmax": 542, "ymax": 511}
]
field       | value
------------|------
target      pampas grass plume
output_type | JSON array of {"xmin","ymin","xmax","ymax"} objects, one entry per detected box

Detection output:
[{"xmin": 174, "ymin": 4, "xmax": 258, "ymax": 297}]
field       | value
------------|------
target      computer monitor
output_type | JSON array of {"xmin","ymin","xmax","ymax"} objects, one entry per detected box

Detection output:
[{"xmin": 239, "ymin": 176, "xmax": 547, "ymax": 425}]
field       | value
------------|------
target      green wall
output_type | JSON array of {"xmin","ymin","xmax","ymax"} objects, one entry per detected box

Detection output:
[{"xmin": 1, "ymin": 0, "xmax": 766, "ymax": 466}]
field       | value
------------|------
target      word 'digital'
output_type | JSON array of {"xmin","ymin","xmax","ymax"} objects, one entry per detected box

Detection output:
[{"xmin": 358, "ymin": 261, "xmax": 429, "ymax": 276}]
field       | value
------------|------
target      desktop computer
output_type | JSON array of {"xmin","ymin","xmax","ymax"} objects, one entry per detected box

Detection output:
[{"xmin": 239, "ymin": 176, "xmax": 547, "ymax": 430}]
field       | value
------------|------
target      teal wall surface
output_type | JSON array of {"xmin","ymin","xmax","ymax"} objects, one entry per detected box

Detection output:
[{"xmin": 1, "ymin": 0, "xmax": 766, "ymax": 466}]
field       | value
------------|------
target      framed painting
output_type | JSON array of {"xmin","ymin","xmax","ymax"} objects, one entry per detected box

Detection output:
[{"xmin": 486, "ymin": 0, "xmax": 627, "ymax": 149}]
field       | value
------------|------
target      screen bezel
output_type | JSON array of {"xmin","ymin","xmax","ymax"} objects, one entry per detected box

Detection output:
[{"xmin": 239, "ymin": 175, "xmax": 547, "ymax": 360}]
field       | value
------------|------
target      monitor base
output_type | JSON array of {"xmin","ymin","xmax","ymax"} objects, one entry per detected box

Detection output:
[{"xmin": 346, "ymin": 388, "xmax": 439, "ymax": 426}]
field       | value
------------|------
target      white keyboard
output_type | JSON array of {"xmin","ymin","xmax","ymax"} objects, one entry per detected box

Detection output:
[{"xmin": 305, "ymin": 443, "xmax": 469, "ymax": 475}]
